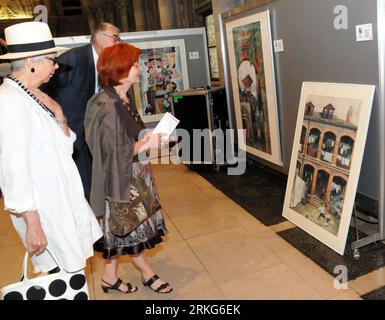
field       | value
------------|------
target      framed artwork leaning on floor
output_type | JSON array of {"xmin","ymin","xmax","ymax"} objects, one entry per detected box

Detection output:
[
  {"xmin": 132, "ymin": 39, "xmax": 190, "ymax": 123},
  {"xmin": 283, "ymin": 82, "xmax": 375, "ymax": 255},
  {"xmin": 225, "ymin": 9, "xmax": 282, "ymax": 166}
]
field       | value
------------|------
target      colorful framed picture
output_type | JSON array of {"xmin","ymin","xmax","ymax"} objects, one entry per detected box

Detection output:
[
  {"xmin": 132, "ymin": 39, "xmax": 190, "ymax": 123},
  {"xmin": 225, "ymin": 10, "xmax": 282, "ymax": 166},
  {"xmin": 283, "ymin": 82, "xmax": 375, "ymax": 255}
]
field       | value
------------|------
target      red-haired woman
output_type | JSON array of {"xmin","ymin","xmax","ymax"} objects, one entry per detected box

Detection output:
[{"xmin": 84, "ymin": 43, "xmax": 172, "ymax": 295}]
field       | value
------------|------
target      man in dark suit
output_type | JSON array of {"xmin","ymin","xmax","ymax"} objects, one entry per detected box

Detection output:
[{"xmin": 43, "ymin": 23, "xmax": 121, "ymax": 201}]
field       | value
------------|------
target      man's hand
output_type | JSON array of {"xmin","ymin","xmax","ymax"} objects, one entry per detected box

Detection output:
[{"xmin": 23, "ymin": 211, "xmax": 48, "ymax": 256}]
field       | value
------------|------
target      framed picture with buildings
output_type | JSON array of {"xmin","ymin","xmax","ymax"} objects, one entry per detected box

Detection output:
[
  {"xmin": 225, "ymin": 10, "xmax": 282, "ymax": 166},
  {"xmin": 132, "ymin": 39, "xmax": 190, "ymax": 123},
  {"xmin": 283, "ymin": 82, "xmax": 375, "ymax": 255}
]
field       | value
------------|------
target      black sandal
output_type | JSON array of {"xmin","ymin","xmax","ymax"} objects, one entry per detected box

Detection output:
[
  {"xmin": 101, "ymin": 278, "xmax": 138, "ymax": 294},
  {"xmin": 142, "ymin": 274, "xmax": 173, "ymax": 294}
]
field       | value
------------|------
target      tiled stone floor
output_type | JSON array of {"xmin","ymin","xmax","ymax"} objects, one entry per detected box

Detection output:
[
  {"xmin": 193, "ymin": 164, "xmax": 287, "ymax": 226},
  {"xmin": 278, "ymin": 227, "xmax": 385, "ymax": 281},
  {"xmin": 0, "ymin": 164, "xmax": 384, "ymax": 300}
]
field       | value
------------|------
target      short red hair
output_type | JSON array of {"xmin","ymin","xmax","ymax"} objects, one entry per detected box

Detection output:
[{"xmin": 98, "ymin": 42, "xmax": 141, "ymax": 87}]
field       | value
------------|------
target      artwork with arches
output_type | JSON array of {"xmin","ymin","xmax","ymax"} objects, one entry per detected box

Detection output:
[
  {"xmin": 225, "ymin": 10, "xmax": 282, "ymax": 166},
  {"xmin": 284, "ymin": 82, "xmax": 375, "ymax": 255}
]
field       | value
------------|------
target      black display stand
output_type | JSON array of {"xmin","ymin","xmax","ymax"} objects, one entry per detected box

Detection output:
[{"xmin": 171, "ymin": 87, "xmax": 229, "ymax": 169}]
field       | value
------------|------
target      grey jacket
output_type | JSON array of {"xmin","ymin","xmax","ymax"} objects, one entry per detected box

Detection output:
[{"xmin": 84, "ymin": 87, "xmax": 137, "ymax": 217}]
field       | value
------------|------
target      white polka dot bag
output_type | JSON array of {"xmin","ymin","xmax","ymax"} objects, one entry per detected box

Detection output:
[{"xmin": 1, "ymin": 250, "xmax": 89, "ymax": 300}]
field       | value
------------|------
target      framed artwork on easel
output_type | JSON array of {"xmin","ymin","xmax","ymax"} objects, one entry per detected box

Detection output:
[
  {"xmin": 283, "ymin": 82, "xmax": 375, "ymax": 255},
  {"xmin": 225, "ymin": 9, "xmax": 282, "ymax": 166}
]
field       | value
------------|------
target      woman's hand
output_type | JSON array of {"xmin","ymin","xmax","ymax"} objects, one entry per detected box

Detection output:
[
  {"xmin": 144, "ymin": 131, "xmax": 168, "ymax": 149},
  {"xmin": 134, "ymin": 131, "xmax": 168, "ymax": 155},
  {"xmin": 28, "ymin": 86, "xmax": 64, "ymax": 118},
  {"xmin": 23, "ymin": 211, "xmax": 48, "ymax": 256}
]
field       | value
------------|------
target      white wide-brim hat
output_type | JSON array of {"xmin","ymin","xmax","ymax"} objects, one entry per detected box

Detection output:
[{"xmin": 0, "ymin": 21, "xmax": 68, "ymax": 60}]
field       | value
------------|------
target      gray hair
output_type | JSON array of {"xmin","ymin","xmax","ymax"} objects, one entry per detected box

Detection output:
[
  {"xmin": 10, "ymin": 55, "xmax": 47, "ymax": 72},
  {"xmin": 91, "ymin": 22, "xmax": 120, "ymax": 44}
]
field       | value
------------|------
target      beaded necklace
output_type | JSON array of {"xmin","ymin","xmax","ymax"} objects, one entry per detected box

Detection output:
[
  {"xmin": 112, "ymin": 87, "xmax": 145, "ymax": 128},
  {"xmin": 6, "ymin": 74, "xmax": 55, "ymax": 119}
]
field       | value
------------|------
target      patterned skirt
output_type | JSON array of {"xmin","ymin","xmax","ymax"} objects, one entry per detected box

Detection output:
[{"xmin": 94, "ymin": 163, "xmax": 168, "ymax": 259}]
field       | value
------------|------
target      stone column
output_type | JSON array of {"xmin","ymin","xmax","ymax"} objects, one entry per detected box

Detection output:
[
  {"xmin": 174, "ymin": 0, "xmax": 183, "ymax": 28},
  {"xmin": 95, "ymin": 7, "xmax": 105, "ymax": 25},
  {"xmin": 88, "ymin": 0, "xmax": 108, "ymax": 26},
  {"xmin": 105, "ymin": 3, "xmax": 115, "ymax": 25},
  {"xmin": 132, "ymin": 0, "xmax": 146, "ymax": 31},
  {"xmin": 81, "ymin": 0, "xmax": 96, "ymax": 34},
  {"xmin": 115, "ymin": 0, "xmax": 129, "ymax": 32},
  {"xmin": 189, "ymin": 0, "xmax": 204, "ymax": 27},
  {"xmin": 175, "ymin": 0, "xmax": 193, "ymax": 28},
  {"xmin": 158, "ymin": 0, "xmax": 177, "ymax": 29}
]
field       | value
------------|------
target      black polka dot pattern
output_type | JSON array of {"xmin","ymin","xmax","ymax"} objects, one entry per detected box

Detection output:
[
  {"xmin": 69, "ymin": 274, "xmax": 86, "ymax": 291},
  {"xmin": 3, "ymin": 291, "xmax": 23, "ymax": 300},
  {"xmin": 26, "ymin": 286, "xmax": 46, "ymax": 300},
  {"xmin": 49, "ymin": 280, "xmax": 67, "ymax": 297},
  {"xmin": 2, "ymin": 272, "xmax": 89, "ymax": 300},
  {"xmin": 74, "ymin": 292, "xmax": 88, "ymax": 300}
]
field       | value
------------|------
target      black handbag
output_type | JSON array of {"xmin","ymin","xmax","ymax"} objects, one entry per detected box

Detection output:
[{"xmin": 108, "ymin": 177, "xmax": 161, "ymax": 237}]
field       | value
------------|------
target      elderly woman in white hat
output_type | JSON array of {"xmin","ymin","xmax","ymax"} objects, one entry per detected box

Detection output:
[
  {"xmin": 0, "ymin": 38, "xmax": 9, "ymax": 83},
  {"xmin": 0, "ymin": 22, "xmax": 102, "ymax": 277}
]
